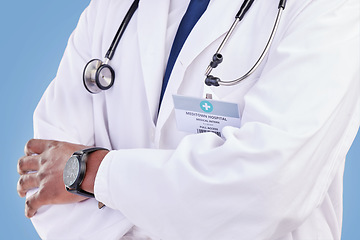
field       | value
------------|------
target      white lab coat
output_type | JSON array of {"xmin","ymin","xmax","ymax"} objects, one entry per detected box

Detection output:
[{"xmin": 30, "ymin": 0, "xmax": 360, "ymax": 239}]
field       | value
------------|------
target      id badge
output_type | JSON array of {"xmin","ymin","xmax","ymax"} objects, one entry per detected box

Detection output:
[{"xmin": 173, "ymin": 95, "xmax": 241, "ymax": 137}]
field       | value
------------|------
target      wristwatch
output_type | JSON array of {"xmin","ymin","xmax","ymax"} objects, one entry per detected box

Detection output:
[{"xmin": 63, "ymin": 147, "xmax": 108, "ymax": 198}]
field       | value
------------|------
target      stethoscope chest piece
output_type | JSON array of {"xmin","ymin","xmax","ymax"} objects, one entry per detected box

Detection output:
[
  {"xmin": 82, "ymin": 0, "xmax": 139, "ymax": 94},
  {"xmin": 83, "ymin": 59, "xmax": 115, "ymax": 94}
]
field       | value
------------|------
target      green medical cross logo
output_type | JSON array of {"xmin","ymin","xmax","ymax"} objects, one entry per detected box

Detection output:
[{"xmin": 200, "ymin": 100, "xmax": 213, "ymax": 113}]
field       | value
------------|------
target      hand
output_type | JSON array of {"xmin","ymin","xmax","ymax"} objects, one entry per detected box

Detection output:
[{"xmin": 17, "ymin": 139, "xmax": 91, "ymax": 218}]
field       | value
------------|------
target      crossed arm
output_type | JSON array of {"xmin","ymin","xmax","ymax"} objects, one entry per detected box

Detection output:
[{"xmin": 16, "ymin": 139, "xmax": 108, "ymax": 218}]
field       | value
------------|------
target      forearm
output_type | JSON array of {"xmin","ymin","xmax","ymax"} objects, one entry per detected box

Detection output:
[{"xmin": 81, "ymin": 149, "xmax": 109, "ymax": 194}]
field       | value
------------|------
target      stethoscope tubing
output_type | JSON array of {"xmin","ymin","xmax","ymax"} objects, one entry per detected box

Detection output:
[
  {"xmin": 205, "ymin": 0, "xmax": 287, "ymax": 87},
  {"xmin": 105, "ymin": 0, "xmax": 139, "ymax": 60},
  {"xmin": 204, "ymin": 18, "xmax": 240, "ymax": 77},
  {"xmin": 83, "ymin": 0, "xmax": 288, "ymax": 93},
  {"xmin": 83, "ymin": 0, "xmax": 139, "ymax": 94},
  {"xmin": 211, "ymin": 8, "xmax": 284, "ymax": 86}
]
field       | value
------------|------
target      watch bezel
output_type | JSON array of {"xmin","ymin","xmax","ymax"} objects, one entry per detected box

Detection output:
[
  {"xmin": 64, "ymin": 153, "xmax": 87, "ymax": 189},
  {"xmin": 63, "ymin": 147, "xmax": 108, "ymax": 198}
]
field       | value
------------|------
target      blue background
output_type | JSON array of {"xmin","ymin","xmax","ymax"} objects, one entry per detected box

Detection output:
[{"xmin": 0, "ymin": 1, "xmax": 359, "ymax": 239}]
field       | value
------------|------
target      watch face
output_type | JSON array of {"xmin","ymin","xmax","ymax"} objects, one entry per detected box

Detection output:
[{"xmin": 63, "ymin": 155, "xmax": 80, "ymax": 187}]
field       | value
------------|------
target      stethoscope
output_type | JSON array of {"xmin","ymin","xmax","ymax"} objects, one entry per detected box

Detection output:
[
  {"xmin": 83, "ymin": 0, "xmax": 139, "ymax": 94},
  {"xmin": 205, "ymin": 0, "xmax": 287, "ymax": 86},
  {"xmin": 83, "ymin": 0, "xmax": 287, "ymax": 94}
]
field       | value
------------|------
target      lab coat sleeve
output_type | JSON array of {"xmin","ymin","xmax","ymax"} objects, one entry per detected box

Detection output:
[
  {"xmin": 94, "ymin": 0, "xmax": 360, "ymax": 239},
  {"xmin": 30, "ymin": 0, "xmax": 133, "ymax": 239}
]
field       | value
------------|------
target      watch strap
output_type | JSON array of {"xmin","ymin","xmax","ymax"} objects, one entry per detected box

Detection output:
[
  {"xmin": 65, "ymin": 147, "xmax": 109, "ymax": 199},
  {"xmin": 66, "ymin": 187, "xmax": 105, "ymax": 209},
  {"xmin": 66, "ymin": 186, "xmax": 95, "ymax": 198},
  {"xmin": 75, "ymin": 147, "xmax": 109, "ymax": 156}
]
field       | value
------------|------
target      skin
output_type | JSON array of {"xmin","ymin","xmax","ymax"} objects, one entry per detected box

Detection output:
[{"xmin": 16, "ymin": 139, "xmax": 109, "ymax": 218}]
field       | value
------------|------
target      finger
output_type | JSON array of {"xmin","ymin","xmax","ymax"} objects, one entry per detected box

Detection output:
[
  {"xmin": 17, "ymin": 155, "xmax": 40, "ymax": 174},
  {"xmin": 25, "ymin": 189, "xmax": 45, "ymax": 218},
  {"xmin": 17, "ymin": 173, "xmax": 40, "ymax": 197},
  {"xmin": 25, "ymin": 139, "xmax": 55, "ymax": 156}
]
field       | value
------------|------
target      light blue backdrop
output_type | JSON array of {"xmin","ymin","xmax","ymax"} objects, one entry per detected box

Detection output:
[{"xmin": 0, "ymin": 1, "xmax": 359, "ymax": 239}]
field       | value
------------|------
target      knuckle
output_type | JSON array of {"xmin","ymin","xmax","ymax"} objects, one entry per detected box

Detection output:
[
  {"xmin": 39, "ymin": 156, "xmax": 47, "ymax": 165},
  {"xmin": 45, "ymin": 140, "xmax": 60, "ymax": 155},
  {"xmin": 25, "ymin": 139, "xmax": 35, "ymax": 152},
  {"xmin": 18, "ymin": 176, "xmax": 25, "ymax": 188},
  {"xmin": 25, "ymin": 198, "xmax": 32, "ymax": 209},
  {"xmin": 25, "ymin": 200, "xmax": 33, "ymax": 218},
  {"xmin": 17, "ymin": 179, "xmax": 26, "ymax": 197},
  {"xmin": 17, "ymin": 157, "xmax": 25, "ymax": 172},
  {"xmin": 37, "ymin": 171, "xmax": 47, "ymax": 181},
  {"xmin": 47, "ymin": 140, "xmax": 58, "ymax": 149}
]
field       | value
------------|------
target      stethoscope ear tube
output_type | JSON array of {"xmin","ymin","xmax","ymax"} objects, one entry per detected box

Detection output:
[
  {"xmin": 204, "ymin": 0, "xmax": 286, "ymax": 87},
  {"xmin": 236, "ymin": 0, "xmax": 255, "ymax": 21},
  {"xmin": 278, "ymin": 0, "xmax": 287, "ymax": 9}
]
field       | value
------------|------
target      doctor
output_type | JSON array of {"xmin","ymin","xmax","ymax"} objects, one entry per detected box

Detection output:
[{"xmin": 17, "ymin": 0, "xmax": 359, "ymax": 239}]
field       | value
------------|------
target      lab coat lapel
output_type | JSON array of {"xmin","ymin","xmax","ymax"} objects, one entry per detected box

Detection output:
[
  {"xmin": 137, "ymin": 0, "xmax": 170, "ymax": 124},
  {"xmin": 156, "ymin": 0, "xmax": 242, "ymax": 133},
  {"xmin": 176, "ymin": 0, "xmax": 242, "ymax": 72}
]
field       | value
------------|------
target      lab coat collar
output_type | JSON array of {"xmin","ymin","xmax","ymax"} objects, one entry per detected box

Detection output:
[{"xmin": 155, "ymin": 0, "xmax": 243, "ymax": 138}]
